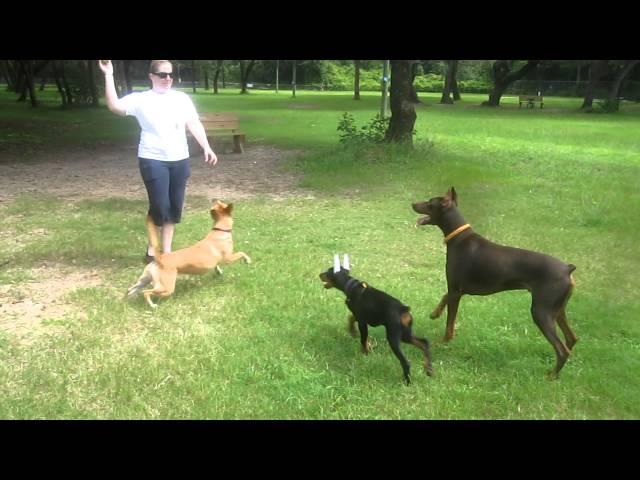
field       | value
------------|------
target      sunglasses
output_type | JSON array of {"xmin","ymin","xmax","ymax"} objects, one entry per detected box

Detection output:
[{"xmin": 152, "ymin": 72, "xmax": 174, "ymax": 79}]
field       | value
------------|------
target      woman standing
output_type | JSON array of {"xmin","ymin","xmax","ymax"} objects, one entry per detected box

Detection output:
[{"xmin": 98, "ymin": 59, "xmax": 217, "ymax": 262}]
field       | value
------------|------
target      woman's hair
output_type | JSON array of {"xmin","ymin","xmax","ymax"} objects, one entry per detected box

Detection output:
[{"xmin": 149, "ymin": 60, "xmax": 172, "ymax": 74}]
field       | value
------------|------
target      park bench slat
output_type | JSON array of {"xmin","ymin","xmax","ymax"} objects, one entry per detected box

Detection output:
[{"xmin": 188, "ymin": 112, "xmax": 246, "ymax": 153}]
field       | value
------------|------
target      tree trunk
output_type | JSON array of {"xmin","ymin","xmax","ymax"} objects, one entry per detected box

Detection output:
[
  {"xmin": 353, "ymin": 60, "xmax": 360, "ymax": 100},
  {"xmin": 239, "ymin": 60, "xmax": 255, "ymax": 94},
  {"xmin": 1, "ymin": 60, "xmax": 17, "ymax": 91},
  {"xmin": 292, "ymin": 60, "xmax": 297, "ymax": 97},
  {"xmin": 606, "ymin": 60, "xmax": 640, "ymax": 111},
  {"xmin": 582, "ymin": 60, "xmax": 609, "ymax": 110},
  {"xmin": 51, "ymin": 60, "xmax": 68, "ymax": 108},
  {"xmin": 409, "ymin": 61, "xmax": 420, "ymax": 103},
  {"xmin": 192, "ymin": 60, "xmax": 196, "ymax": 93},
  {"xmin": 122, "ymin": 60, "xmax": 133, "ymax": 94},
  {"xmin": 440, "ymin": 60, "xmax": 455, "ymax": 104},
  {"xmin": 87, "ymin": 60, "xmax": 99, "ymax": 107},
  {"xmin": 204, "ymin": 68, "xmax": 209, "ymax": 90},
  {"xmin": 17, "ymin": 60, "xmax": 38, "ymax": 107},
  {"xmin": 482, "ymin": 60, "xmax": 541, "ymax": 107},
  {"xmin": 60, "ymin": 61, "xmax": 74, "ymax": 106},
  {"xmin": 451, "ymin": 60, "xmax": 461, "ymax": 100},
  {"xmin": 213, "ymin": 60, "xmax": 223, "ymax": 94},
  {"xmin": 384, "ymin": 60, "xmax": 417, "ymax": 146}
]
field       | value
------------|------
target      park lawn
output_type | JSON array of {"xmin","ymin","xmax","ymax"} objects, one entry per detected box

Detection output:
[{"xmin": 0, "ymin": 89, "xmax": 639, "ymax": 419}]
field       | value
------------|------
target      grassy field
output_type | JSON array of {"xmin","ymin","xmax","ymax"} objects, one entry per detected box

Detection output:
[{"xmin": 1, "ymin": 88, "xmax": 639, "ymax": 419}]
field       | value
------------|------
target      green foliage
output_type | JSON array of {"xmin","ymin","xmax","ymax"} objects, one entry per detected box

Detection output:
[{"xmin": 337, "ymin": 112, "xmax": 389, "ymax": 144}]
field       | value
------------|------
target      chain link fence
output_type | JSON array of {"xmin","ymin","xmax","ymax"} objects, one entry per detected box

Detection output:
[{"xmin": 507, "ymin": 80, "xmax": 640, "ymax": 100}]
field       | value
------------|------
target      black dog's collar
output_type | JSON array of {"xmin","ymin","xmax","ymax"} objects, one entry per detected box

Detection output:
[
  {"xmin": 213, "ymin": 227, "xmax": 232, "ymax": 232},
  {"xmin": 344, "ymin": 278, "xmax": 368, "ymax": 296}
]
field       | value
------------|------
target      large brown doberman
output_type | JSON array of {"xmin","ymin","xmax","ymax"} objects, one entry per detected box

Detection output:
[{"xmin": 412, "ymin": 187, "xmax": 578, "ymax": 378}]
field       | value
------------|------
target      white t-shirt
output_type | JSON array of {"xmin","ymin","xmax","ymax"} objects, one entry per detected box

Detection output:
[{"xmin": 120, "ymin": 89, "xmax": 199, "ymax": 161}]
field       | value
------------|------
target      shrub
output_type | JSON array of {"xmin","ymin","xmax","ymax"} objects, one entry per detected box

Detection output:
[{"xmin": 337, "ymin": 112, "xmax": 390, "ymax": 144}]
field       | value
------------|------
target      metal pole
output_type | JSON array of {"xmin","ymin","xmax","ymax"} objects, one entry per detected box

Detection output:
[{"xmin": 380, "ymin": 60, "xmax": 390, "ymax": 118}]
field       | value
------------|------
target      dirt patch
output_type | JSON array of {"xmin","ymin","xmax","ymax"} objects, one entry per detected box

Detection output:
[
  {"xmin": 0, "ymin": 142, "xmax": 311, "ymax": 203},
  {"xmin": 0, "ymin": 263, "xmax": 102, "ymax": 343},
  {"xmin": 0, "ymin": 142, "xmax": 314, "ymax": 341}
]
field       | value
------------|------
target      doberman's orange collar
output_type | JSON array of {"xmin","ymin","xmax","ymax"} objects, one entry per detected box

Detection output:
[{"xmin": 444, "ymin": 224, "xmax": 471, "ymax": 243}]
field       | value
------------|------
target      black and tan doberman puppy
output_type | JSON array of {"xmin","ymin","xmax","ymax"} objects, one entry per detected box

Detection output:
[
  {"xmin": 412, "ymin": 187, "xmax": 578, "ymax": 378},
  {"xmin": 127, "ymin": 200, "xmax": 251, "ymax": 308},
  {"xmin": 319, "ymin": 254, "xmax": 433, "ymax": 385}
]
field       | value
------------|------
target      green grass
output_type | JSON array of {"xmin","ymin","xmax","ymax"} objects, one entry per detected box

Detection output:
[{"xmin": 0, "ymin": 88, "xmax": 639, "ymax": 419}]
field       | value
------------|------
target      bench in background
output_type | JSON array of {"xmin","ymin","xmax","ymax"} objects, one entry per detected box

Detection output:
[
  {"xmin": 519, "ymin": 95, "xmax": 544, "ymax": 109},
  {"xmin": 189, "ymin": 112, "xmax": 246, "ymax": 154}
]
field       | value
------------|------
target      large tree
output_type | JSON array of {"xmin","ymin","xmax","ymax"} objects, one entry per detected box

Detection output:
[
  {"xmin": 607, "ymin": 60, "xmax": 640, "ymax": 110},
  {"xmin": 581, "ymin": 60, "xmax": 609, "ymax": 110},
  {"xmin": 384, "ymin": 60, "xmax": 417, "ymax": 146},
  {"xmin": 482, "ymin": 60, "xmax": 541, "ymax": 107},
  {"xmin": 212, "ymin": 60, "xmax": 224, "ymax": 93},
  {"xmin": 239, "ymin": 60, "xmax": 255, "ymax": 94},
  {"xmin": 440, "ymin": 60, "xmax": 459, "ymax": 104}
]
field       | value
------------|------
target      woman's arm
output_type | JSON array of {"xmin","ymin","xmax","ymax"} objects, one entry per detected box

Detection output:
[
  {"xmin": 186, "ymin": 118, "xmax": 218, "ymax": 165},
  {"xmin": 97, "ymin": 60, "xmax": 126, "ymax": 116}
]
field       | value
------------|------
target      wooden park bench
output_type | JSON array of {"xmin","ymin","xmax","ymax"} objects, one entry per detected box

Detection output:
[
  {"xmin": 518, "ymin": 95, "xmax": 544, "ymax": 109},
  {"xmin": 189, "ymin": 112, "xmax": 246, "ymax": 153}
]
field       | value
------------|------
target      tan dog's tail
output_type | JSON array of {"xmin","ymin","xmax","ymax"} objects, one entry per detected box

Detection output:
[{"xmin": 146, "ymin": 214, "xmax": 162, "ymax": 259}]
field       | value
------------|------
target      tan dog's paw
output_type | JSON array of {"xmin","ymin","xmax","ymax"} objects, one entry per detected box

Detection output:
[{"xmin": 244, "ymin": 255, "xmax": 252, "ymax": 264}]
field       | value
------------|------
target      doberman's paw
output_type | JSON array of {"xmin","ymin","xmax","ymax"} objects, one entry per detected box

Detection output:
[
  {"xmin": 404, "ymin": 375, "xmax": 412, "ymax": 386},
  {"xmin": 424, "ymin": 364, "xmax": 434, "ymax": 377},
  {"xmin": 430, "ymin": 310, "xmax": 442, "ymax": 319}
]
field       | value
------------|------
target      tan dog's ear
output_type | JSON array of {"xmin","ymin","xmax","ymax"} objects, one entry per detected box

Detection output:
[{"xmin": 226, "ymin": 203, "xmax": 234, "ymax": 214}]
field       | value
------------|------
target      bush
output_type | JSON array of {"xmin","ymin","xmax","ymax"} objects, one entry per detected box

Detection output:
[{"xmin": 337, "ymin": 112, "xmax": 389, "ymax": 144}]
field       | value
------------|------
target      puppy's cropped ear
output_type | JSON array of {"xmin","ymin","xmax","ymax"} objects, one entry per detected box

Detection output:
[
  {"xmin": 342, "ymin": 254, "xmax": 350, "ymax": 271},
  {"xmin": 450, "ymin": 186, "xmax": 458, "ymax": 206}
]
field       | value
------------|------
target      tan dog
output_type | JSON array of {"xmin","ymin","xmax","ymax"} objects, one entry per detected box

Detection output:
[{"xmin": 127, "ymin": 200, "xmax": 251, "ymax": 308}]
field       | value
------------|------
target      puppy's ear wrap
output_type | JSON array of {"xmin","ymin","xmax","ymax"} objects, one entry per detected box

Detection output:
[
  {"xmin": 333, "ymin": 254, "xmax": 341, "ymax": 273},
  {"xmin": 342, "ymin": 254, "xmax": 350, "ymax": 271}
]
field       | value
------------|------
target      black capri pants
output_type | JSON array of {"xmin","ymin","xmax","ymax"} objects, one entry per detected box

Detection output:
[{"xmin": 138, "ymin": 157, "xmax": 191, "ymax": 226}]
